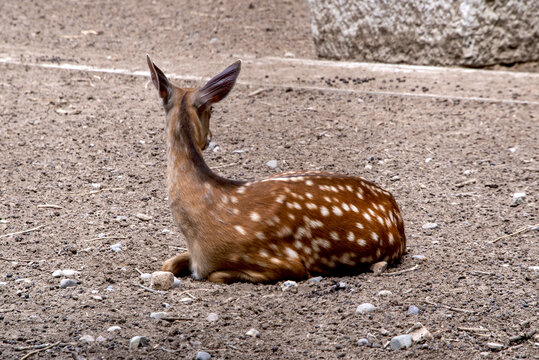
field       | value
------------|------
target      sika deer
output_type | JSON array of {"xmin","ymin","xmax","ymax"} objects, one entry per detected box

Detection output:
[{"xmin": 147, "ymin": 55, "xmax": 406, "ymax": 283}]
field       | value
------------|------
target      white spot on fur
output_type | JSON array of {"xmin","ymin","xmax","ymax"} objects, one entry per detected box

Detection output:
[
  {"xmin": 276, "ymin": 195, "xmax": 286, "ymax": 204},
  {"xmin": 357, "ymin": 238, "xmax": 367, "ymax": 246},
  {"xmin": 323, "ymin": 196, "xmax": 331, "ymax": 202},
  {"xmin": 350, "ymin": 204, "xmax": 359, "ymax": 212},
  {"xmin": 371, "ymin": 232, "xmax": 379, "ymax": 242},
  {"xmin": 234, "ymin": 225, "xmax": 246, "ymax": 235},
  {"xmin": 330, "ymin": 231, "xmax": 339, "ymax": 240},
  {"xmin": 306, "ymin": 202, "xmax": 318, "ymax": 210},
  {"xmin": 232, "ymin": 208, "xmax": 240, "ymax": 215},
  {"xmin": 342, "ymin": 203, "xmax": 350, "ymax": 211},
  {"xmin": 363, "ymin": 212, "xmax": 372, "ymax": 221},
  {"xmin": 388, "ymin": 233, "xmax": 394, "ymax": 244},
  {"xmin": 306, "ymin": 192, "xmax": 313, "ymax": 199},
  {"xmin": 347, "ymin": 232, "xmax": 355, "ymax": 241},
  {"xmin": 368, "ymin": 208, "xmax": 375, "ymax": 216},
  {"xmin": 255, "ymin": 232, "xmax": 266, "ymax": 240},
  {"xmin": 250, "ymin": 212, "xmax": 261, "ymax": 222},
  {"xmin": 338, "ymin": 185, "xmax": 345, "ymax": 191},
  {"xmin": 259, "ymin": 249, "xmax": 269, "ymax": 258},
  {"xmin": 356, "ymin": 222, "xmax": 364, "ymax": 229},
  {"xmin": 346, "ymin": 185, "xmax": 353, "ymax": 192},
  {"xmin": 230, "ymin": 196, "xmax": 238, "ymax": 204},
  {"xmin": 306, "ymin": 180, "xmax": 314, "ymax": 186},
  {"xmin": 270, "ymin": 257, "xmax": 282, "ymax": 264},
  {"xmin": 332, "ymin": 206, "xmax": 343, "ymax": 216},
  {"xmin": 330, "ymin": 186, "xmax": 338, "ymax": 192},
  {"xmin": 320, "ymin": 206, "xmax": 330, "ymax": 216},
  {"xmin": 284, "ymin": 247, "xmax": 299, "ymax": 260},
  {"xmin": 276, "ymin": 226, "xmax": 292, "ymax": 237},
  {"xmin": 288, "ymin": 213, "xmax": 295, "ymax": 220},
  {"xmin": 356, "ymin": 191, "xmax": 364, "ymax": 200},
  {"xmin": 377, "ymin": 215, "xmax": 384, "ymax": 225},
  {"xmin": 221, "ymin": 195, "xmax": 229, "ymax": 203},
  {"xmin": 376, "ymin": 248, "xmax": 381, "ymax": 258}
]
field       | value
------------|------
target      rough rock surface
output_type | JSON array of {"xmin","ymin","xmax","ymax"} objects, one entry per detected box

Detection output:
[{"xmin": 307, "ymin": 0, "xmax": 539, "ymax": 66}]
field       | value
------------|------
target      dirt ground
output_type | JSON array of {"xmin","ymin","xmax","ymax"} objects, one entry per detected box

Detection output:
[{"xmin": 1, "ymin": 1, "xmax": 538, "ymax": 359}]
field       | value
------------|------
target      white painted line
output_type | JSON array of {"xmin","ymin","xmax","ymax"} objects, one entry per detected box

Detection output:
[{"xmin": 1, "ymin": 56, "xmax": 537, "ymax": 106}]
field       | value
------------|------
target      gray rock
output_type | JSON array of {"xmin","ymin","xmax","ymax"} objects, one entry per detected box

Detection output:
[
  {"xmin": 370, "ymin": 261, "xmax": 388, "ymax": 275},
  {"xmin": 487, "ymin": 342, "xmax": 504, "ymax": 351},
  {"xmin": 357, "ymin": 338, "xmax": 369, "ymax": 346},
  {"xmin": 307, "ymin": 276, "xmax": 323, "ymax": 283},
  {"xmin": 408, "ymin": 305, "xmax": 420, "ymax": 315},
  {"xmin": 412, "ymin": 255, "xmax": 427, "ymax": 261},
  {"xmin": 281, "ymin": 280, "xmax": 298, "ymax": 293},
  {"xmin": 408, "ymin": 323, "xmax": 433, "ymax": 343},
  {"xmin": 307, "ymin": 0, "xmax": 539, "ymax": 66},
  {"xmin": 150, "ymin": 271, "xmax": 174, "ymax": 290},
  {"xmin": 0, "ymin": 281, "xmax": 6, "ymax": 286},
  {"xmin": 110, "ymin": 243, "xmax": 123, "ymax": 252},
  {"xmin": 356, "ymin": 303, "xmax": 376, "ymax": 314},
  {"xmin": 172, "ymin": 277, "xmax": 181, "ymax": 288},
  {"xmin": 528, "ymin": 266, "xmax": 539, "ymax": 272},
  {"xmin": 196, "ymin": 351, "xmax": 211, "ymax": 360},
  {"xmin": 150, "ymin": 312, "xmax": 168, "ymax": 319},
  {"xmin": 60, "ymin": 278, "xmax": 77, "ymax": 288},
  {"xmin": 79, "ymin": 334, "xmax": 95, "ymax": 342},
  {"xmin": 107, "ymin": 326, "xmax": 121, "ymax": 332},
  {"xmin": 266, "ymin": 160, "xmax": 278, "ymax": 169},
  {"xmin": 129, "ymin": 336, "xmax": 149, "ymax": 351},
  {"xmin": 422, "ymin": 222, "xmax": 438, "ymax": 230},
  {"xmin": 377, "ymin": 290, "xmax": 392, "ymax": 297},
  {"xmin": 180, "ymin": 297, "xmax": 194, "ymax": 305},
  {"xmin": 96, "ymin": 336, "xmax": 107, "ymax": 342},
  {"xmin": 135, "ymin": 213, "xmax": 152, "ymax": 221},
  {"xmin": 390, "ymin": 334, "xmax": 413, "ymax": 350},
  {"xmin": 206, "ymin": 313, "xmax": 219, "ymax": 322},
  {"xmin": 140, "ymin": 273, "xmax": 152, "ymax": 280}
]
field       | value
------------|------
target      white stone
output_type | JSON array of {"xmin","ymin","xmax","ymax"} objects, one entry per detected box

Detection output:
[
  {"xmin": 60, "ymin": 279, "xmax": 77, "ymax": 288},
  {"xmin": 180, "ymin": 297, "xmax": 194, "ymax": 305},
  {"xmin": 281, "ymin": 280, "xmax": 298, "ymax": 293},
  {"xmin": 356, "ymin": 303, "xmax": 376, "ymax": 314},
  {"xmin": 377, "ymin": 290, "xmax": 393, "ymax": 297},
  {"xmin": 246, "ymin": 328, "xmax": 260, "ymax": 337},
  {"xmin": 107, "ymin": 326, "xmax": 121, "ymax": 332},
  {"xmin": 487, "ymin": 342, "xmax": 504, "ymax": 351},
  {"xmin": 140, "ymin": 273, "xmax": 152, "ymax": 280},
  {"xmin": 136, "ymin": 213, "xmax": 152, "ymax": 221},
  {"xmin": 206, "ymin": 313, "xmax": 219, "ymax": 322},
  {"xmin": 79, "ymin": 334, "xmax": 95, "ymax": 342},
  {"xmin": 150, "ymin": 312, "xmax": 168, "ymax": 319},
  {"xmin": 390, "ymin": 334, "xmax": 412, "ymax": 350},
  {"xmin": 150, "ymin": 271, "xmax": 174, "ymax": 290},
  {"xmin": 266, "ymin": 160, "xmax": 278, "ymax": 169},
  {"xmin": 511, "ymin": 192, "xmax": 526, "ymax": 206},
  {"xmin": 110, "ymin": 243, "xmax": 123, "ymax": 252},
  {"xmin": 129, "ymin": 336, "xmax": 149, "ymax": 351},
  {"xmin": 422, "ymin": 222, "xmax": 438, "ymax": 230},
  {"xmin": 408, "ymin": 323, "xmax": 433, "ymax": 343}
]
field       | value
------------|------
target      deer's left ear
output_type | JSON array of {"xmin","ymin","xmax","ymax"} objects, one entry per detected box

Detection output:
[
  {"xmin": 147, "ymin": 54, "xmax": 172, "ymax": 105},
  {"xmin": 193, "ymin": 60, "xmax": 241, "ymax": 111}
]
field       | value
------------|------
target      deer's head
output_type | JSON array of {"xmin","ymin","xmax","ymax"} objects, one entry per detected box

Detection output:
[{"xmin": 147, "ymin": 55, "xmax": 241, "ymax": 150}]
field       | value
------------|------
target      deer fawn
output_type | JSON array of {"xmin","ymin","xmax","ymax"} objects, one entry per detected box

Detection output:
[{"xmin": 147, "ymin": 55, "xmax": 406, "ymax": 283}]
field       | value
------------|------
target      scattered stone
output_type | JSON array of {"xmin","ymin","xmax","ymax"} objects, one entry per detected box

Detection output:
[
  {"xmin": 0, "ymin": 282, "xmax": 7, "ymax": 286},
  {"xmin": 129, "ymin": 336, "xmax": 149, "ymax": 351},
  {"xmin": 246, "ymin": 328, "xmax": 260, "ymax": 337},
  {"xmin": 377, "ymin": 290, "xmax": 392, "ymax": 297},
  {"xmin": 196, "ymin": 351, "xmax": 211, "ymax": 360},
  {"xmin": 357, "ymin": 338, "xmax": 369, "ymax": 346},
  {"xmin": 390, "ymin": 334, "xmax": 412, "ymax": 350},
  {"xmin": 425, "ymin": 157, "xmax": 432, "ymax": 163},
  {"xmin": 79, "ymin": 334, "xmax": 95, "ymax": 342},
  {"xmin": 366, "ymin": 333, "xmax": 377, "ymax": 344},
  {"xmin": 284, "ymin": 52, "xmax": 295, "ymax": 58},
  {"xmin": 180, "ymin": 297, "xmax": 194, "ymax": 305},
  {"xmin": 422, "ymin": 222, "xmax": 438, "ymax": 230},
  {"xmin": 206, "ymin": 313, "xmax": 219, "ymax": 322},
  {"xmin": 487, "ymin": 342, "xmax": 504, "ymax": 351},
  {"xmin": 266, "ymin": 159, "xmax": 278, "ymax": 169},
  {"xmin": 91, "ymin": 183, "xmax": 102, "ymax": 189},
  {"xmin": 52, "ymin": 270, "xmax": 63, "ymax": 277},
  {"xmin": 281, "ymin": 280, "xmax": 298, "ymax": 293},
  {"xmin": 209, "ymin": 37, "xmax": 218, "ymax": 44},
  {"xmin": 208, "ymin": 142, "xmax": 218, "ymax": 151},
  {"xmin": 110, "ymin": 243, "xmax": 123, "ymax": 252},
  {"xmin": 136, "ymin": 213, "xmax": 152, "ymax": 221},
  {"xmin": 408, "ymin": 305, "xmax": 420, "ymax": 315},
  {"xmin": 528, "ymin": 266, "xmax": 539, "ymax": 272},
  {"xmin": 150, "ymin": 312, "xmax": 168, "ymax": 319},
  {"xmin": 380, "ymin": 328, "xmax": 389, "ymax": 335},
  {"xmin": 60, "ymin": 279, "xmax": 77, "ymax": 288},
  {"xmin": 162, "ymin": 302, "xmax": 170, "ymax": 309},
  {"xmin": 91, "ymin": 295, "xmax": 103, "ymax": 301},
  {"xmin": 356, "ymin": 303, "xmax": 376, "ymax": 314},
  {"xmin": 307, "ymin": 276, "xmax": 323, "ymax": 283},
  {"xmin": 370, "ymin": 261, "xmax": 388, "ymax": 275},
  {"xmin": 150, "ymin": 271, "xmax": 174, "ymax": 290},
  {"xmin": 408, "ymin": 323, "xmax": 433, "ymax": 343},
  {"xmin": 107, "ymin": 326, "xmax": 121, "ymax": 332},
  {"xmin": 511, "ymin": 192, "xmax": 526, "ymax": 206},
  {"xmin": 172, "ymin": 277, "xmax": 181, "ymax": 288},
  {"xmin": 105, "ymin": 285, "xmax": 114, "ymax": 291},
  {"xmin": 140, "ymin": 273, "xmax": 152, "ymax": 280},
  {"xmin": 412, "ymin": 255, "xmax": 427, "ymax": 261},
  {"xmin": 96, "ymin": 336, "xmax": 107, "ymax": 342}
]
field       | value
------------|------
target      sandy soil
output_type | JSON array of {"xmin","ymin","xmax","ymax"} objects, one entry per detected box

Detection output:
[{"xmin": 0, "ymin": 1, "xmax": 538, "ymax": 359}]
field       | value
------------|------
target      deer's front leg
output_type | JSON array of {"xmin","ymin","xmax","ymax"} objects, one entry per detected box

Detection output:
[{"xmin": 162, "ymin": 252, "xmax": 191, "ymax": 276}]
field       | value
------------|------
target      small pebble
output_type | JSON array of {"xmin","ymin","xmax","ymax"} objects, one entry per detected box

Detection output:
[
  {"xmin": 246, "ymin": 328, "xmax": 260, "ymax": 337},
  {"xmin": 357, "ymin": 338, "xmax": 369, "ymax": 346},
  {"xmin": 60, "ymin": 279, "xmax": 77, "ymax": 288},
  {"xmin": 150, "ymin": 312, "xmax": 168, "ymax": 319},
  {"xmin": 408, "ymin": 323, "xmax": 433, "ymax": 343},
  {"xmin": 206, "ymin": 313, "xmax": 219, "ymax": 322},
  {"xmin": 105, "ymin": 285, "xmax": 114, "ymax": 291},
  {"xmin": 62, "ymin": 269, "xmax": 80, "ymax": 277},
  {"xmin": 422, "ymin": 222, "xmax": 438, "ymax": 230},
  {"xmin": 96, "ymin": 336, "xmax": 106, "ymax": 342},
  {"xmin": 487, "ymin": 342, "xmax": 504, "ymax": 351},
  {"xmin": 266, "ymin": 160, "xmax": 278, "ymax": 169},
  {"xmin": 107, "ymin": 326, "xmax": 121, "ymax": 332},
  {"xmin": 411, "ymin": 255, "xmax": 427, "ymax": 261},
  {"xmin": 209, "ymin": 37, "xmax": 218, "ymax": 44},
  {"xmin": 281, "ymin": 280, "xmax": 298, "ymax": 293},
  {"xmin": 528, "ymin": 266, "xmax": 539, "ymax": 272},
  {"xmin": 0, "ymin": 281, "xmax": 7, "ymax": 286},
  {"xmin": 110, "ymin": 243, "xmax": 123, "ymax": 252},
  {"xmin": 511, "ymin": 192, "xmax": 525, "ymax": 206},
  {"xmin": 377, "ymin": 290, "xmax": 392, "ymax": 297},
  {"xmin": 151, "ymin": 271, "xmax": 174, "ymax": 290},
  {"xmin": 136, "ymin": 213, "xmax": 152, "ymax": 221},
  {"xmin": 370, "ymin": 261, "xmax": 387, "ymax": 275},
  {"xmin": 356, "ymin": 303, "xmax": 376, "ymax": 314},
  {"xmin": 196, "ymin": 351, "xmax": 211, "ymax": 360},
  {"xmin": 172, "ymin": 277, "xmax": 181, "ymax": 288},
  {"xmin": 408, "ymin": 305, "xmax": 420, "ymax": 315},
  {"xmin": 180, "ymin": 297, "xmax": 194, "ymax": 305},
  {"xmin": 390, "ymin": 334, "xmax": 412, "ymax": 350},
  {"xmin": 129, "ymin": 336, "xmax": 149, "ymax": 351},
  {"xmin": 140, "ymin": 273, "xmax": 152, "ymax": 280},
  {"xmin": 307, "ymin": 276, "xmax": 323, "ymax": 283},
  {"xmin": 162, "ymin": 302, "xmax": 170, "ymax": 309},
  {"xmin": 52, "ymin": 270, "xmax": 64, "ymax": 277},
  {"xmin": 91, "ymin": 295, "xmax": 103, "ymax": 301},
  {"xmin": 79, "ymin": 335, "xmax": 95, "ymax": 342}
]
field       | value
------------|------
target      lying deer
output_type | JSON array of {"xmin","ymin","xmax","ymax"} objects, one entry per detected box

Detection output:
[{"xmin": 147, "ymin": 55, "xmax": 406, "ymax": 283}]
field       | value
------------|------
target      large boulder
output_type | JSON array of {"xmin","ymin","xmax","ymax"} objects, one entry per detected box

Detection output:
[{"xmin": 307, "ymin": 0, "xmax": 539, "ymax": 66}]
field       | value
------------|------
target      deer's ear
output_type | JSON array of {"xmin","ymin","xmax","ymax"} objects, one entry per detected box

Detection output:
[
  {"xmin": 147, "ymin": 54, "xmax": 172, "ymax": 105},
  {"xmin": 193, "ymin": 60, "xmax": 241, "ymax": 111}
]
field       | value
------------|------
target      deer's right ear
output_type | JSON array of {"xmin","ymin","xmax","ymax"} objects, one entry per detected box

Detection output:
[
  {"xmin": 193, "ymin": 60, "xmax": 241, "ymax": 111},
  {"xmin": 147, "ymin": 55, "xmax": 172, "ymax": 105}
]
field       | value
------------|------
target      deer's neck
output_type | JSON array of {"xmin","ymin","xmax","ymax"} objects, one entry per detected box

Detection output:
[{"xmin": 166, "ymin": 96, "xmax": 242, "ymax": 241}]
